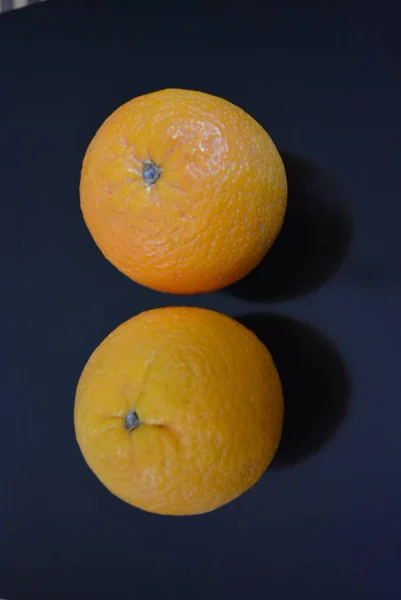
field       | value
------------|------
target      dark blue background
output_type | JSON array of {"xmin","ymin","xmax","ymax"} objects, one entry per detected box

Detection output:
[{"xmin": 1, "ymin": 1, "xmax": 400, "ymax": 598}]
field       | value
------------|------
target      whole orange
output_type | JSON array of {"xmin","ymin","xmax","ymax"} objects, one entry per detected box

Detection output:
[
  {"xmin": 74, "ymin": 307, "xmax": 283, "ymax": 515},
  {"xmin": 80, "ymin": 89, "xmax": 287, "ymax": 294}
]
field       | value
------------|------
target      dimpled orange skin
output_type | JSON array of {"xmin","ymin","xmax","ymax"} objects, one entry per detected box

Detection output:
[
  {"xmin": 80, "ymin": 89, "xmax": 287, "ymax": 294},
  {"xmin": 74, "ymin": 307, "xmax": 284, "ymax": 515}
]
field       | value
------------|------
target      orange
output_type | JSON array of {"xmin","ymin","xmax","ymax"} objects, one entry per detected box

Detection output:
[
  {"xmin": 80, "ymin": 89, "xmax": 287, "ymax": 294},
  {"xmin": 74, "ymin": 307, "xmax": 283, "ymax": 515}
]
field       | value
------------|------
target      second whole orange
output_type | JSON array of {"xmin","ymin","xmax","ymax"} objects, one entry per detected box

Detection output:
[
  {"xmin": 80, "ymin": 89, "xmax": 287, "ymax": 294},
  {"xmin": 74, "ymin": 307, "xmax": 283, "ymax": 515}
]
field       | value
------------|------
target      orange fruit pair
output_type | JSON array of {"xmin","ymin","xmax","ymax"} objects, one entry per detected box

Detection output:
[{"xmin": 75, "ymin": 89, "xmax": 287, "ymax": 515}]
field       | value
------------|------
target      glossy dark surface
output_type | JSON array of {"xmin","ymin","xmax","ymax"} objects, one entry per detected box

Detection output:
[{"xmin": 1, "ymin": 1, "xmax": 400, "ymax": 598}]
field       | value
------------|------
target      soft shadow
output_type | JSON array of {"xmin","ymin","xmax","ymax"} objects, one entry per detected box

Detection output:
[
  {"xmin": 237, "ymin": 313, "xmax": 351, "ymax": 468},
  {"xmin": 226, "ymin": 153, "xmax": 354, "ymax": 302}
]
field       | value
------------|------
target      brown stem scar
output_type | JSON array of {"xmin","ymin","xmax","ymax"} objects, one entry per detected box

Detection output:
[
  {"xmin": 124, "ymin": 410, "xmax": 141, "ymax": 432},
  {"xmin": 142, "ymin": 160, "xmax": 162, "ymax": 186}
]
